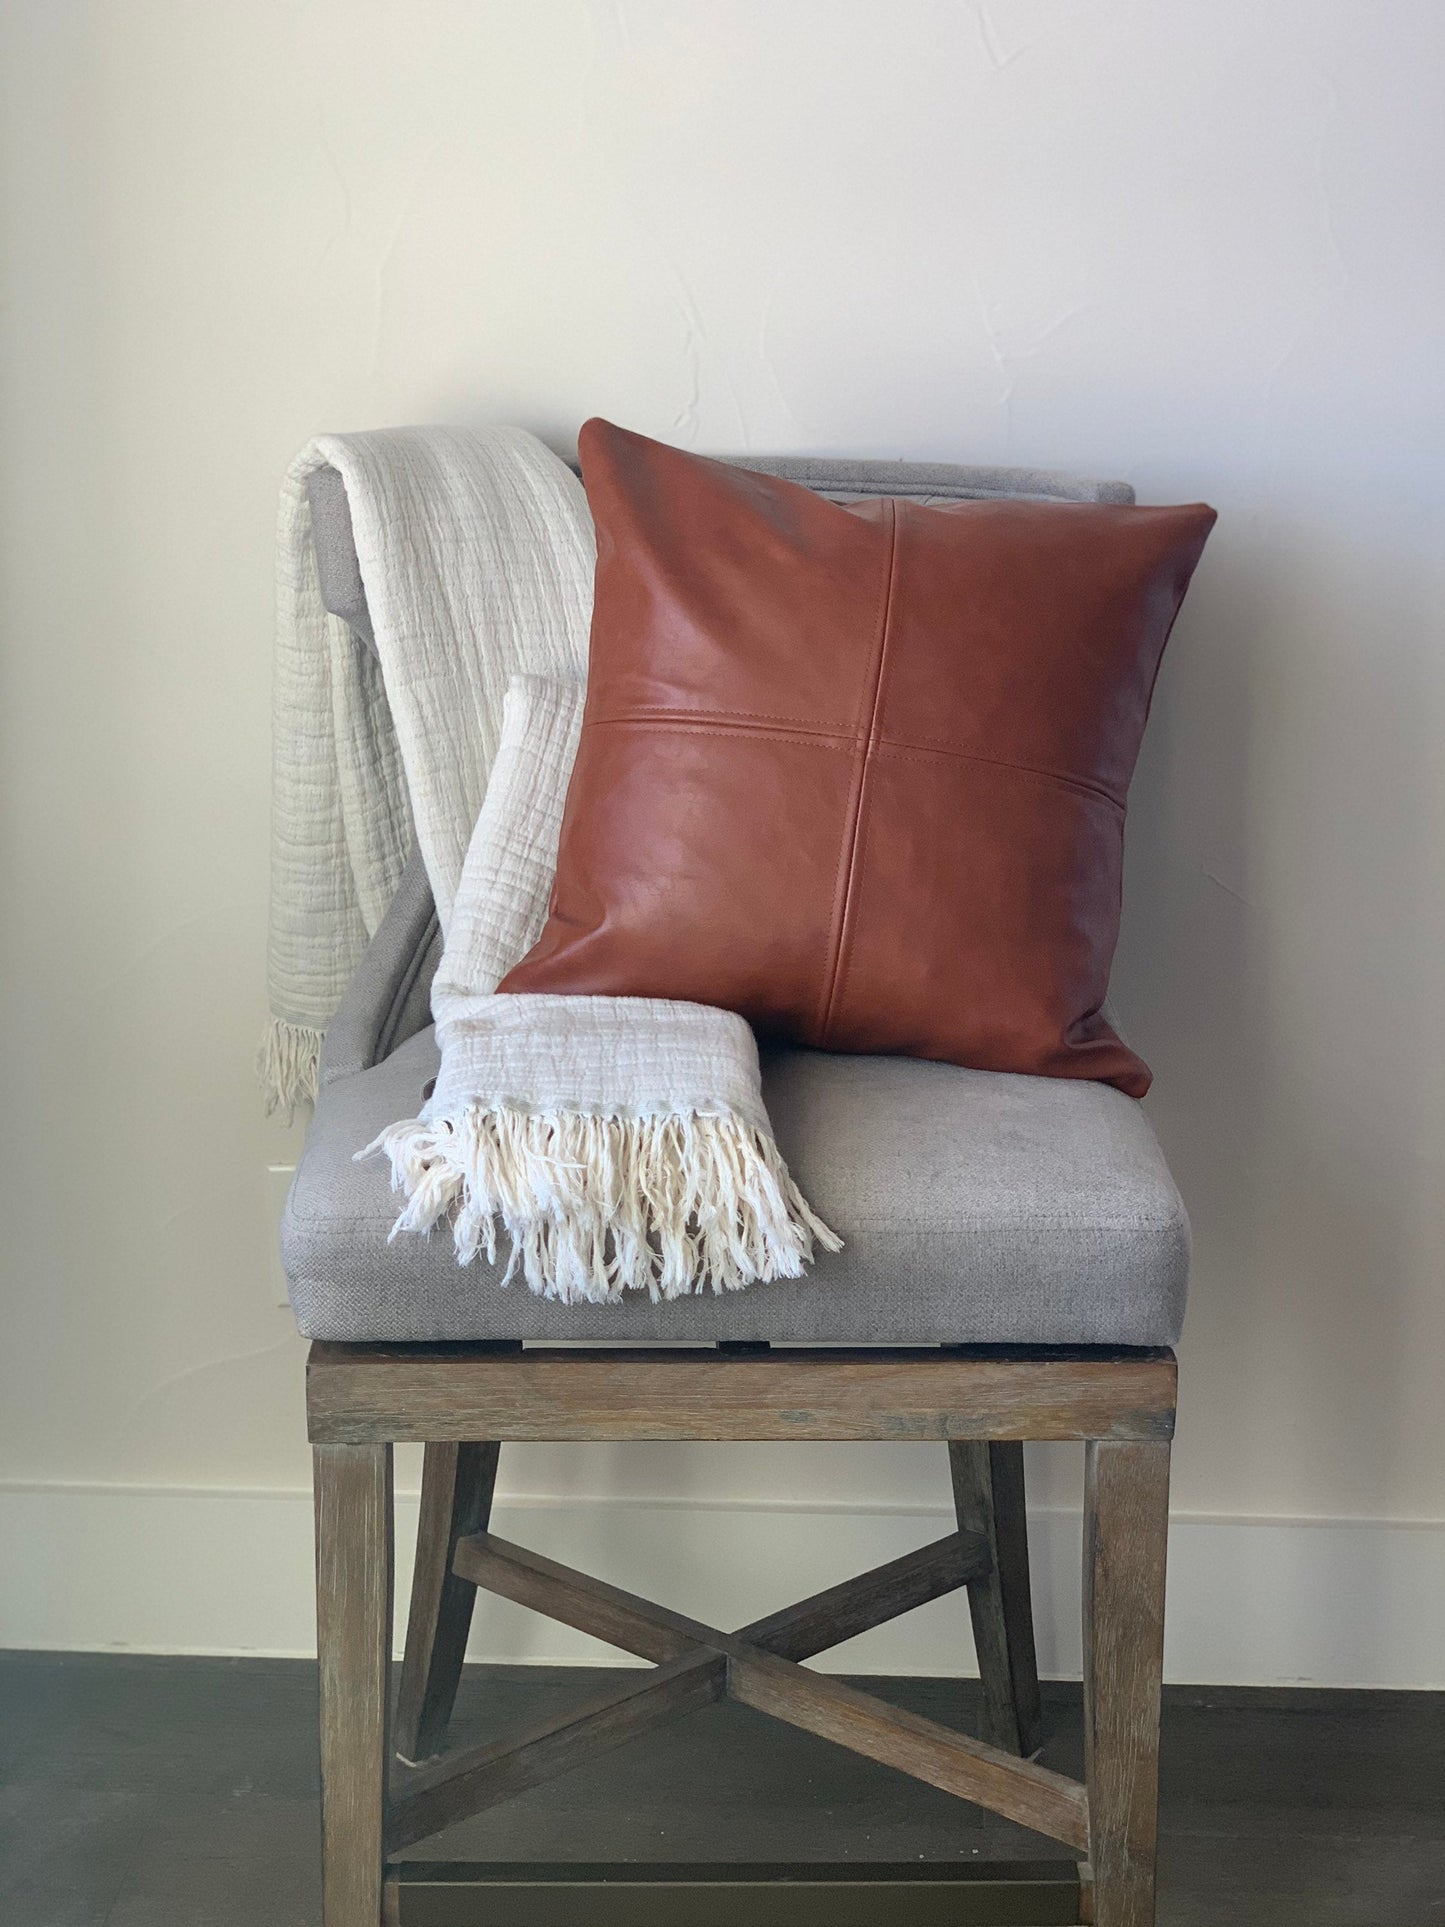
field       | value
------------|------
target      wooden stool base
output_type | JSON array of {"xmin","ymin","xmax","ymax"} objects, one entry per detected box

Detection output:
[{"xmin": 310, "ymin": 1343, "xmax": 1174, "ymax": 1926}]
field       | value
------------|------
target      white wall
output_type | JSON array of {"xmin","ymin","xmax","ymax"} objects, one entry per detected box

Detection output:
[{"xmin": 2, "ymin": 0, "xmax": 1442, "ymax": 1682}]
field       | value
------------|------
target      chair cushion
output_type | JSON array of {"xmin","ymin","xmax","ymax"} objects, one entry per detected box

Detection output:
[{"xmin": 283, "ymin": 1028, "xmax": 1188, "ymax": 1345}]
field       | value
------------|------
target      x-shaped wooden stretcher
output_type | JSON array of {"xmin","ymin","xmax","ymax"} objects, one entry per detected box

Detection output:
[{"xmin": 385, "ymin": 1528, "xmax": 1089, "ymax": 1856}]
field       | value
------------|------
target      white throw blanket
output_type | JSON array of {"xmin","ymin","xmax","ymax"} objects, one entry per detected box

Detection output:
[
  {"xmin": 270, "ymin": 430, "xmax": 838, "ymax": 1302},
  {"xmin": 263, "ymin": 425, "xmax": 594, "ymax": 1113},
  {"xmin": 363, "ymin": 674, "xmax": 840, "ymax": 1303},
  {"xmin": 373, "ymin": 995, "xmax": 839, "ymax": 1304}
]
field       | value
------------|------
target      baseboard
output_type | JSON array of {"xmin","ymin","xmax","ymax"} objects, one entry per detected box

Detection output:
[{"xmin": 2, "ymin": 1481, "xmax": 1440, "ymax": 1687}]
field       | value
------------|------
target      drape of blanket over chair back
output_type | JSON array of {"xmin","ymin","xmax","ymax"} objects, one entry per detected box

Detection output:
[{"xmin": 263, "ymin": 426, "xmax": 594, "ymax": 1113}]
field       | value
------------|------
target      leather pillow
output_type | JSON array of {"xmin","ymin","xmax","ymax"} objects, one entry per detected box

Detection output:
[{"xmin": 501, "ymin": 420, "xmax": 1215, "ymax": 1097}]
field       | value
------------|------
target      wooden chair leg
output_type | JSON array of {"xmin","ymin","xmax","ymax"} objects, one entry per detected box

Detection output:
[
  {"xmin": 1083, "ymin": 1439, "xmax": 1171, "ymax": 1927},
  {"xmin": 949, "ymin": 1440, "xmax": 1043, "ymax": 1756},
  {"xmin": 314, "ymin": 1441, "xmax": 393, "ymax": 1927},
  {"xmin": 395, "ymin": 1441, "xmax": 500, "ymax": 1763}
]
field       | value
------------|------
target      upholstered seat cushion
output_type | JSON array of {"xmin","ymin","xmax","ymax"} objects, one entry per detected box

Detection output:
[{"xmin": 283, "ymin": 1027, "xmax": 1188, "ymax": 1345}]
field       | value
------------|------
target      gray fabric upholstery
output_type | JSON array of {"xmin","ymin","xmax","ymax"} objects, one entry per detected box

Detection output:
[
  {"xmin": 284, "ymin": 1026, "xmax": 1188, "ymax": 1345},
  {"xmin": 317, "ymin": 847, "xmax": 441, "ymax": 1091},
  {"xmin": 735, "ymin": 454, "xmax": 1135, "ymax": 506},
  {"xmin": 293, "ymin": 447, "xmax": 1182, "ymax": 1347},
  {"xmin": 305, "ymin": 464, "xmax": 375, "ymax": 653}
]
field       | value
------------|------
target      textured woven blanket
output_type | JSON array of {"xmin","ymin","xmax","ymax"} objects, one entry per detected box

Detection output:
[
  {"xmin": 263, "ymin": 426, "xmax": 594, "ymax": 1113},
  {"xmin": 364, "ymin": 674, "xmax": 840, "ymax": 1304}
]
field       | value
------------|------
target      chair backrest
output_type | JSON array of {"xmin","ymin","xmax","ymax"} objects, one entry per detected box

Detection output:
[
  {"xmin": 308, "ymin": 463, "xmax": 374, "ymax": 650},
  {"xmin": 305, "ymin": 453, "xmax": 1134, "ymax": 662},
  {"xmin": 307, "ymin": 451, "xmax": 1135, "ymax": 1077}
]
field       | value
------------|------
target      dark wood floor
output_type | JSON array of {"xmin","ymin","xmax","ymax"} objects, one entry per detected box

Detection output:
[{"xmin": 1, "ymin": 1652, "xmax": 1440, "ymax": 1924}]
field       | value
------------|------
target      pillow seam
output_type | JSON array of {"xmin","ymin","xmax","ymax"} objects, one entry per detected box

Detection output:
[{"xmin": 818, "ymin": 498, "xmax": 902, "ymax": 1044}]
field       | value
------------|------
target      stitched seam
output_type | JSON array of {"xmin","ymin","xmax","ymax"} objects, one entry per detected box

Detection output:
[
  {"xmin": 590, "ymin": 704, "xmax": 859, "ymax": 734},
  {"xmin": 819, "ymin": 499, "xmax": 900, "ymax": 1043},
  {"xmin": 587, "ymin": 715, "xmax": 855, "ymax": 749},
  {"xmin": 585, "ymin": 718, "xmax": 857, "ymax": 754},
  {"xmin": 293, "ymin": 1209, "xmax": 1180, "ymax": 1234},
  {"xmin": 875, "ymin": 740, "xmax": 1126, "ymax": 813},
  {"xmin": 818, "ymin": 1214, "xmax": 1184, "ymax": 1234}
]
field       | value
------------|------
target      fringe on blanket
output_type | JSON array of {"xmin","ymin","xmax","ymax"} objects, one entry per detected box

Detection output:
[
  {"xmin": 258, "ymin": 1017, "xmax": 324, "ymax": 1120},
  {"xmin": 362, "ymin": 1105, "xmax": 842, "ymax": 1305}
]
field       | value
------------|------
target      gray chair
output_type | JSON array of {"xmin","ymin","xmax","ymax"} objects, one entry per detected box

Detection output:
[{"xmin": 288, "ymin": 454, "xmax": 1185, "ymax": 1926}]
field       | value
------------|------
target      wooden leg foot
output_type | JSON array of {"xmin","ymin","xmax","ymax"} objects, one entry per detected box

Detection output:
[
  {"xmin": 950, "ymin": 1440, "xmax": 1043, "ymax": 1756},
  {"xmin": 1083, "ymin": 1439, "xmax": 1171, "ymax": 1927},
  {"xmin": 315, "ymin": 1441, "xmax": 393, "ymax": 1927}
]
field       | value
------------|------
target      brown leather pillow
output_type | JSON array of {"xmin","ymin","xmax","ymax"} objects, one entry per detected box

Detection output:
[{"xmin": 501, "ymin": 420, "xmax": 1215, "ymax": 1097}]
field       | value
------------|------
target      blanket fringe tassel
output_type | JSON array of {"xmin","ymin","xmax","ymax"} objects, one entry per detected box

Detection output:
[
  {"xmin": 257, "ymin": 1018, "xmax": 323, "ymax": 1120},
  {"xmin": 361, "ymin": 1106, "xmax": 843, "ymax": 1305}
]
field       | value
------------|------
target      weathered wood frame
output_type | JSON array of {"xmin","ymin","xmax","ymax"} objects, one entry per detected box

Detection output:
[{"xmin": 310, "ymin": 1341, "xmax": 1175, "ymax": 1927}]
